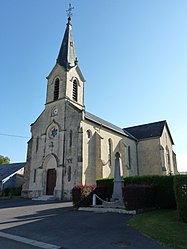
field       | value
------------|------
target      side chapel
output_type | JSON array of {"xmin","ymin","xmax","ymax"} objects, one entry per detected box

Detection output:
[{"xmin": 22, "ymin": 15, "xmax": 178, "ymax": 200}]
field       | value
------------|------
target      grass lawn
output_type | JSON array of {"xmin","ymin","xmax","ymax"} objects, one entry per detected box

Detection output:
[{"xmin": 129, "ymin": 210, "xmax": 187, "ymax": 249}]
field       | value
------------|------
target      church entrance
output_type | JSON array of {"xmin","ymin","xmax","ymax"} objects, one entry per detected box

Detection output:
[{"xmin": 46, "ymin": 169, "xmax": 56, "ymax": 195}]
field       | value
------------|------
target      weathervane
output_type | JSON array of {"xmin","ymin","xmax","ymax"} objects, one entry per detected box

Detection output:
[{"xmin": 66, "ymin": 3, "xmax": 74, "ymax": 18}]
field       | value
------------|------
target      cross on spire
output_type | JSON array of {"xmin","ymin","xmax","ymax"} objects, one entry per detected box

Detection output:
[{"xmin": 66, "ymin": 3, "xmax": 74, "ymax": 18}]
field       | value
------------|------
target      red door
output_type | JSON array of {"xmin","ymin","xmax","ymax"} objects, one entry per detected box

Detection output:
[{"xmin": 46, "ymin": 169, "xmax": 56, "ymax": 195}]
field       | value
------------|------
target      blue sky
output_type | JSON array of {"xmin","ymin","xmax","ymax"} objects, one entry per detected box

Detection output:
[{"xmin": 0, "ymin": 0, "xmax": 187, "ymax": 172}]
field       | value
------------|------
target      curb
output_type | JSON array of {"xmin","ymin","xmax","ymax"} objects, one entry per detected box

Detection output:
[{"xmin": 79, "ymin": 207, "xmax": 136, "ymax": 214}]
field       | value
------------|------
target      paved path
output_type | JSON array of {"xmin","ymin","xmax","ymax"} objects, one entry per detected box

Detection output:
[
  {"xmin": 0, "ymin": 199, "xmax": 171, "ymax": 249},
  {"xmin": 0, "ymin": 236, "xmax": 44, "ymax": 249}
]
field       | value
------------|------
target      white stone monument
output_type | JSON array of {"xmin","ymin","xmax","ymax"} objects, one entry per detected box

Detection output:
[{"xmin": 112, "ymin": 152, "xmax": 124, "ymax": 203}]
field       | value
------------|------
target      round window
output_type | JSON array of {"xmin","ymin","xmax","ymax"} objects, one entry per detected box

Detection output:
[{"xmin": 49, "ymin": 127, "xmax": 58, "ymax": 138}]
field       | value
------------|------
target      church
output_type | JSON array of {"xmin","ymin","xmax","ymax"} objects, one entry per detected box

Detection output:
[{"xmin": 22, "ymin": 15, "xmax": 178, "ymax": 201}]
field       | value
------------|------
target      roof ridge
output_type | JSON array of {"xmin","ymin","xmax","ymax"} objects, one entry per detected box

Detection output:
[
  {"xmin": 0, "ymin": 162, "xmax": 25, "ymax": 166},
  {"xmin": 85, "ymin": 111, "xmax": 136, "ymax": 139},
  {"xmin": 124, "ymin": 120, "xmax": 166, "ymax": 130}
]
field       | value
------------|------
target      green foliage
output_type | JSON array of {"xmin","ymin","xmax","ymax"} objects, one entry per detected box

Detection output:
[
  {"xmin": 123, "ymin": 184, "xmax": 156, "ymax": 210},
  {"xmin": 124, "ymin": 175, "xmax": 176, "ymax": 209},
  {"xmin": 0, "ymin": 155, "xmax": 10, "ymax": 164},
  {"xmin": 1, "ymin": 186, "xmax": 22, "ymax": 197},
  {"xmin": 94, "ymin": 186, "xmax": 108, "ymax": 204},
  {"xmin": 96, "ymin": 177, "xmax": 114, "ymax": 200},
  {"xmin": 174, "ymin": 175, "xmax": 187, "ymax": 223},
  {"xmin": 129, "ymin": 210, "xmax": 187, "ymax": 249},
  {"xmin": 97, "ymin": 175, "xmax": 176, "ymax": 209},
  {"xmin": 72, "ymin": 185, "xmax": 95, "ymax": 207}
]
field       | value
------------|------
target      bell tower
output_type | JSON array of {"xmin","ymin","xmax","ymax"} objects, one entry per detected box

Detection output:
[
  {"xmin": 22, "ymin": 5, "xmax": 86, "ymax": 201},
  {"xmin": 45, "ymin": 11, "xmax": 85, "ymax": 110}
]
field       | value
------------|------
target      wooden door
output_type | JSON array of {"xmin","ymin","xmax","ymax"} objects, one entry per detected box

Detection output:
[{"xmin": 46, "ymin": 169, "xmax": 56, "ymax": 195}]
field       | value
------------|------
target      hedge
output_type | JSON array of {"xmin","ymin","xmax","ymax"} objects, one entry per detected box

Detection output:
[
  {"xmin": 1, "ymin": 186, "xmax": 22, "ymax": 197},
  {"xmin": 97, "ymin": 175, "xmax": 176, "ymax": 209},
  {"xmin": 72, "ymin": 185, "xmax": 95, "ymax": 207},
  {"xmin": 96, "ymin": 177, "xmax": 114, "ymax": 200},
  {"xmin": 94, "ymin": 186, "xmax": 108, "ymax": 204},
  {"xmin": 123, "ymin": 184, "xmax": 156, "ymax": 210},
  {"xmin": 174, "ymin": 175, "xmax": 187, "ymax": 223},
  {"xmin": 125, "ymin": 175, "xmax": 176, "ymax": 209}
]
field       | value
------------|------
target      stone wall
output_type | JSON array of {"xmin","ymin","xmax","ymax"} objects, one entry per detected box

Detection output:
[
  {"xmin": 160, "ymin": 125, "xmax": 178, "ymax": 174},
  {"xmin": 21, "ymin": 139, "xmax": 33, "ymax": 198},
  {"xmin": 62, "ymin": 102, "xmax": 83, "ymax": 200},
  {"xmin": 81, "ymin": 118, "xmax": 138, "ymax": 185},
  {"xmin": 137, "ymin": 138, "xmax": 162, "ymax": 175},
  {"xmin": 137, "ymin": 124, "xmax": 178, "ymax": 176},
  {"xmin": 22, "ymin": 61, "xmax": 85, "ymax": 200}
]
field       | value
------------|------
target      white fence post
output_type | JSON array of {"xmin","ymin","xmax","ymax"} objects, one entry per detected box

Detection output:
[{"xmin": 92, "ymin": 193, "xmax": 96, "ymax": 206}]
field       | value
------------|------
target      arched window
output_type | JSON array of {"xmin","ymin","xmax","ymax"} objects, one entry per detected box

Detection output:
[
  {"xmin": 86, "ymin": 130, "xmax": 92, "ymax": 139},
  {"xmin": 54, "ymin": 78, "xmax": 59, "ymax": 100},
  {"xmin": 160, "ymin": 146, "xmax": 166, "ymax": 172},
  {"xmin": 166, "ymin": 147, "xmax": 171, "ymax": 174},
  {"xmin": 128, "ymin": 146, "xmax": 131, "ymax": 169},
  {"xmin": 124, "ymin": 144, "xmax": 131, "ymax": 169},
  {"xmin": 108, "ymin": 139, "xmax": 112, "ymax": 166},
  {"xmin": 72, "ymin": 79, "xmax": 78, "ymax": 101},
  {"xmin": 33, "ymin": 169, "xmax": 37, "ymax": 183},
  {"xmin": 68, "ymin": 166, "xmax": 71, "ymax": 182},
  {"xmin": 36, "ymin": 136, "xmax": 39, "ymax": 152}
]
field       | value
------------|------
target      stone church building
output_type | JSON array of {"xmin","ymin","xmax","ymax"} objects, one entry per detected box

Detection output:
[{"xmin": 22, "ymin": 16, "xmax": 178, "ymax": 200}]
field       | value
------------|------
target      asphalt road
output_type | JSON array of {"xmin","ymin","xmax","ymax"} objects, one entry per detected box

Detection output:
[
  {"xmin": 0, "ymin": 199, "xmax": 171, "ymax": 249},
  {"xmin": 0, "ymin": 237, "xmax": 41, "ymax": 249}
]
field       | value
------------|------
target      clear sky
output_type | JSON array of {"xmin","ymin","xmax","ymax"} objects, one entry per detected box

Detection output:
[{"xmin": 0, "ymin": 0, "xmax": 187, "ymax": 172}]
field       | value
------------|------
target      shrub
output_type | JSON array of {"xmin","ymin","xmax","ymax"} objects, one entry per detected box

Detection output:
[
  {"xmin": 93, "ymin": 186, "xmax": 108, "ymax": 204},
  {"xmin": 124, "ymin": 175, "xmax": 176, "ymax": 209},
  {"xmin": 72, "ymin": 185, "xmax": 95, "ymax": 207},
  {"xmin": 174, "ymin": 175, "xmax": 187, "ymax": 223},
  {"xmin": 1, "ymin": 186, "xmax": 22, "ymax": 197},
  {"xmin": 96, "ymin": 178, "xmax": 114, "ymax": 200},
  {"xmin": 123, "ymin": 184, "xmax": 156, "ymax": 210},
  {"xmin": 97, "ymin": 175, "xmax": 176, "ymax": 209}
]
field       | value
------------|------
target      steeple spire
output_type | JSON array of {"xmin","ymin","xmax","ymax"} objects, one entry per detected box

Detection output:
[{"xmin": 57, "ymin": 4, "xmax": 77, "ymax": 70}]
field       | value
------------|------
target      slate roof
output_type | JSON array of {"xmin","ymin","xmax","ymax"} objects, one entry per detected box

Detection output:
[
  {"xmin": 57, "ymin": 17, "xmax": 77, "ymax": 70},
  {"xmin": 0, "ymin": 162, "xmax": 25, "ymax": 181},
  {"xmin": 123, "ymin": 120, "xmax": 174, "ymax": 144},
  {"xmin": 85, "ymin": 111, "xmax": 135, "ymax": 139}
]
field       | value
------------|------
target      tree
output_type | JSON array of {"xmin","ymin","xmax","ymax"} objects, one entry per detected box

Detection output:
[{"xmin": 0, "ymin": 155, "xmax": 10, "ymax": 164}]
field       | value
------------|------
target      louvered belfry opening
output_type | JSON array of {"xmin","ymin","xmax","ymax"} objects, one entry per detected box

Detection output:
[
  {"xmin": 72, "ymin": 79, "xmax": 78, "ymax": 101},
  {"xmin": 54, "ymin": 78, "xmax": 60, "ymax": 100}
]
